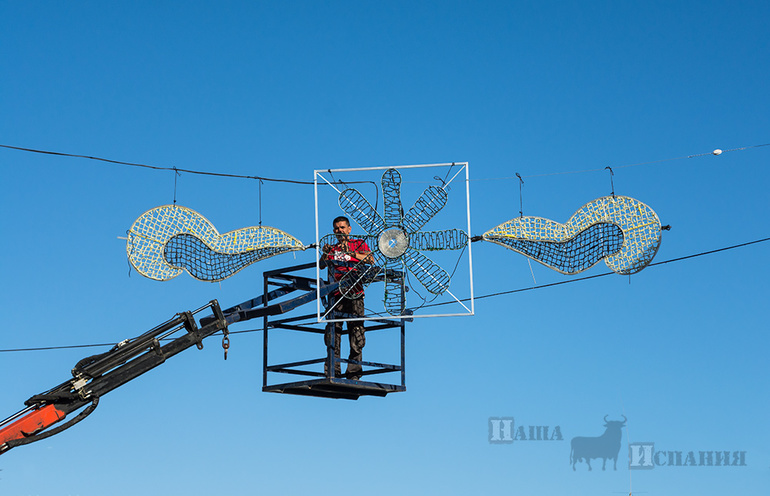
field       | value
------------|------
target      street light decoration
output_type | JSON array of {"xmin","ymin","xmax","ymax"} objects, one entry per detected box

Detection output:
[
  {"xmin": 127, "ymin": 205, "xmax": 304, "ymax": 282},
  {"xmin": 326, "ymin": 168, "xmax": 468, "ymax": 315},
  {"xmin": 482, "ymin": 195, "xmax": 662, "ymax": 275}
]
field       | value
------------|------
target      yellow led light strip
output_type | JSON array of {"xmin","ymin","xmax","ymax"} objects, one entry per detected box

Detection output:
[
  {"xmin": 483, "ymin": 196, "xmax": 662, "ymax": 275},
  {"xmin": 127, "ymin": 205, "xmax": 304, "ymax": 281}
]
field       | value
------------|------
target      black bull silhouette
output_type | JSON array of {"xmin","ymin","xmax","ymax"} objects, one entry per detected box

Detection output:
[{"xmin": 570, "ymin": 415, "xmax": 627, "ymax": 471}]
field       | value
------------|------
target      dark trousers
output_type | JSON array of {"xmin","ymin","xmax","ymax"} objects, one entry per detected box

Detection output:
[{"xmin": 325, "ymin": 296, "xmax": 366, "ymax": 379}]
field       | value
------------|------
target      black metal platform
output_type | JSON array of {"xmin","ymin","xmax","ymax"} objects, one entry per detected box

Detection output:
[
  {"xmin": 263, "ymin": 377, "xmax": 405, "ymax": 400},
  {"xmin": 260, "ymin": 262, "xmax": 407, "ymax": 400}
]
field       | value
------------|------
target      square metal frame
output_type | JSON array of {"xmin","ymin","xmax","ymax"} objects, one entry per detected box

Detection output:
[{"xmin": 313, "ymin": 162, "xmax": 475, "ymax": 323}]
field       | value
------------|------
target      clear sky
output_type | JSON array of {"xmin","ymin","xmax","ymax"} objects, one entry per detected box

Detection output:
[{"xmin": 1, "ymin": 1, "xmax": 768, "ymax": 495}]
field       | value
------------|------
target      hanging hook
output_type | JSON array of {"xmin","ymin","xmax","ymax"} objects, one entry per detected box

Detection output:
[
  {"xmin": 433, "ymin": 175, "xmax": 449, "ymax": 192},
  {"xmin": 328, "ymin": 169, "xmax": 348, "ymax": 190},
  {"xmin": 442, "ymin": 162, "xmax": 456, "ymax": 185},
  {"xmin": 172, "ymin": 167, "xmax": 181, "ymax": 205},
  {"xmin": 515, "ymin": 173, "xmax": 524, "ymax": 218},
  {"xmin": 258, "ymin": 179, "xmax": 264, "ymax": 226},
  {"xmin": 126, "ymin": 229, "xmax": 134, "ymax": 278},
  {"xmin": 605, "ymin": 166, "xmax": 615, "ymax": 197},
  {"xmin": 222, "ymin": 328, "xmax": 230, "ymax": 360}
]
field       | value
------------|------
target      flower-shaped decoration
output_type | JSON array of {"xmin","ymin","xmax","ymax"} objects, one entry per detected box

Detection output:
[{"xmin": 322, "ymin": 168, "xmax": 468, "ymax": 315}]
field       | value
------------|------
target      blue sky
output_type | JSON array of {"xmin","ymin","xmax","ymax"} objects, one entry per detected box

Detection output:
[{"xmin": 1, "ymin": 1, "xmax": 768, "ymax": 495}]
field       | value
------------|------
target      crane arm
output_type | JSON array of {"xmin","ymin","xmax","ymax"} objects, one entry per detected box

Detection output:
[
  {"xmin": 0, "ymin": 263, "xmax": 341, "ymax": 455},
  {"xmin": 0, "ymin": 300, "xmax": 228, "ymax": 455}
]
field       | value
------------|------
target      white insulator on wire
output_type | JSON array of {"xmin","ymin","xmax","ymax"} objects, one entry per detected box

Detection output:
[{"xmin": 713, "ymin": 149, "xmax": 723, "ymax": 155}]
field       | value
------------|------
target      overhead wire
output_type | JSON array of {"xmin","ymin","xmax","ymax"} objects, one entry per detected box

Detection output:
[
  {"xmin": 1, "ymin": 141, "xmax": 768, "ymax": 353},
  {"xmin": 426, "ymin": 235, "xmax": 770, "ymax": 308},
  {"xmin": 2, "ymin": 235, "xmax": 767, "ymax": 354},
  {"xmin": 471, "ymin": 143, "xmax": 770, "ymax": 180},
  {"xmin": 2, "ymin": 142, "xmax": 768, "ymax": 184},
  {"xmin": 0, "ymin": 143, "xmax": 383, "ymax": 212},
  {"xmin": 0, "ymin": 143, "xmax": 373, "ymax": 186}
]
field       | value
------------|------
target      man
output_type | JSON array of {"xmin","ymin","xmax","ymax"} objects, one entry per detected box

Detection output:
[{"xmin": 320, "ymin": 216, "xmax": 372, "ymax": 380}]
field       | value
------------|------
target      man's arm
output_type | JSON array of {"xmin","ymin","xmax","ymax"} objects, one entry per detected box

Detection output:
[
  {"xmin": 350, "ymin": 240, "xmax": 373, "ymax": 264},
  {"xmin": 351, "ymin": 251, "xmax": 372, "ymax": 263},
  {"xmin": 319, "ymin": 244, "xmax": 332, "ymax": 269}
]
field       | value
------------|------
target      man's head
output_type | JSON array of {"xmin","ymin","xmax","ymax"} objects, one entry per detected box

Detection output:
[{"xmin": 333, "ymin": 216, "xmax": 351, "ymax": 240}]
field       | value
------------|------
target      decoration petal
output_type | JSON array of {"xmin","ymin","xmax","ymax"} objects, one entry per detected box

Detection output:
[
  {"xmin": 382, "ymin": 168, "xmax": 403, "ymax": 227},
  {"xmin": 338, "ymin": 188, "xmax": 385, "ymax": 235},
  {"xmin": 409, "ymin": 230, "xmax": 468, "ymax": 251},
  {"xmin": 402, "ymin": 247, "xmax": 451, "ymax": 295},
  {"xmin": 382, "ymin": 257, "xmax": 406, "ymax": 315},
  {"xmin": 402, "ymin": 185, "xmax": 447, "ymax": 233}
]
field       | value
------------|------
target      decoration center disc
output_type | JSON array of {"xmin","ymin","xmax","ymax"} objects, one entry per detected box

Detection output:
[{"xmin": 378, "ymin": 227, "xmax": 409, "ymax": 259}]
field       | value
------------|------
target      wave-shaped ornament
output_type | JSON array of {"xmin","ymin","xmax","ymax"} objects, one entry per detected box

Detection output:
[
  {"xmin": 127, "ymin": 205, "xmax": 304, "ymax": 281},
  {"xmin": 483, "ymin": 196, "xmax": 662, "ymax": 275}
]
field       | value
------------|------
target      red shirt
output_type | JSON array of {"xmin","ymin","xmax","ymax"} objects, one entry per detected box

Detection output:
[{"xmin": 326, "ymin": 238, "xmax": 370, "ymax": 296}]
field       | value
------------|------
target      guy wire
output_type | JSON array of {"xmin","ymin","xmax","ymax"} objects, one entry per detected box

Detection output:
[{"xmin": 3, "ymin": 236, "xmax": 767, "ymax": 353}]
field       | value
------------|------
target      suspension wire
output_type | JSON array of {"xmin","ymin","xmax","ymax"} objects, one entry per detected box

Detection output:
[
  {"xmin": 605, "ymin": 166, "xmax": 615, "ymax": 197},
  {"xmin": 404, "ymin": 270, "xmax": 431, "ymax": 309},
  {"xmin": 258, "ymin": 179, "xmax": 263, "ymax": 226},
  {"xmin": 442, "ymin": 162, "xmax": 455, "ymax": 184},
  {"xmin": 1, "ymin": 342, "xmax": 121, "ymax": 352},
  {"xmin": 0, "ymin": 326, "xmax": 267, "ymax": 353},
  {"xmin": 469, "ymin": 143, "xmax": 770, "ymax": 181},
  {"xmin": 527, "ymin": 258, "xmax": 537, "ymax": 285},
  {"xmin": 522, "ymin": 144, "xmax": 770, "ymax": 178},
  {"xmin": 3, "ymin": 142, "xmax": 768, "ymax": 186},
  {"xmin": 2, "ymin": 236, "xmax": 767, "ymax": 354},
  {"xmin": 428, "ymin": 236, "xmax": 770, "ymax": 309},
  {"xmin": 172, "ymin": 167, "xmax": 181, "ymax": 205},
  {"xmin": 515, "ymin": 172, "xmax": 524, "ymax": 217},
  {"xmin": 126, "ymin": 229, "xmax": 134, "ymax": 278},
  {"xmin": 326, "ymin": 169, "xmax": 346, "ymax": 190},
  {"xmin": 0, "ymin": 143, "xmax": 371, "ymax": 186},
  {"xmin": 324, "ymin": 168, "xmax": 379, "ymax": 213}
]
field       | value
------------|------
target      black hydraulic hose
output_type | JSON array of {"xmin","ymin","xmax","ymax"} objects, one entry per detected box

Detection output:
[{"xmin": 1, "ymin": 397, "xmax": 99, "ymax": 452}]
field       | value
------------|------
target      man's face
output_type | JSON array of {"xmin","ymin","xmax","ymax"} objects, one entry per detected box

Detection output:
[{"xmin": 333, "ymin": 220, "xmax": 351, "ymax": 240}]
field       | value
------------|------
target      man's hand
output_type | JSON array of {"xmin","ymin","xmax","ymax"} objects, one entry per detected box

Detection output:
[
  {"xmin": 353, "ymin": 250, "xmax": 373, "ymax": 264},
  {"xmin": 319, "ymin": 244, "xmax": 332, "ymax": 269}
]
